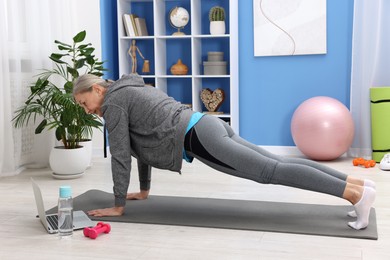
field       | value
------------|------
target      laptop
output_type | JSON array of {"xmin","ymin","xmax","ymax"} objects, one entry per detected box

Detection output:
[{"xmin": 31, "ymin": 178, "xmax": 94, "ymax": 234}]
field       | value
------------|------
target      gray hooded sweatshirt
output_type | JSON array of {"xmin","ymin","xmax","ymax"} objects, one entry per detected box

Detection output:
[{"xmin": 101, "ymin": 74, "xmax": 194, "ymax": 206}]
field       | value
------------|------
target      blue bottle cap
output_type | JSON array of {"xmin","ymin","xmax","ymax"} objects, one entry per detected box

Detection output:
[{"xmin": 59, "ymin": 186, "xmax": 72, "ymax": 198}]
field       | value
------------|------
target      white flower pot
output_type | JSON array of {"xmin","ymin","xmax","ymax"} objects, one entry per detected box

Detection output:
[
  {"xmin": 49, "ymin": 146, "xmax": 88, "ymax": 176},
  {"xmin": 79, "ymin": 140, "xmax": 93, "ymax": 169},
  {"xmin": 210, "ymin": 21, "xmax": 226, "ymax": 35}
]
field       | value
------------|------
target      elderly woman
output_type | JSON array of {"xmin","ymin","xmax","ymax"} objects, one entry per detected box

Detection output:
[{"xmin": 73, "ymin": 73, "xmax": 375, "ymax": 230}]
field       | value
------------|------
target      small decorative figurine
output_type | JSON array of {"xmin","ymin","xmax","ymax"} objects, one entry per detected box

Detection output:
[{"xmin": 128, "ymin": 40, "xmax": 149, "ymax": 74}]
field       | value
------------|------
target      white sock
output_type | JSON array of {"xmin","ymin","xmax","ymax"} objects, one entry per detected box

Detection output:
[
  {"xmin": 348, "ymin": 187, "xmax": 376, "ymax": 230},
  {"xmin": 348, "ymin": 179, "xmax": 376, "ymax": 217},
  {"xmin": 363, "ymin": 179, "xmax": 376, "ymax": 189}
]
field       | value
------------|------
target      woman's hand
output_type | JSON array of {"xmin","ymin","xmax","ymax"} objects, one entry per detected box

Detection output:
[
  {"xmin": 87, "ymin": 191, "xmax": 149, "ymax": 217},
  {"xmin": 126, "ymin": 189, "xmax": 149, "ymax": 200},
  {"xmin": 87, "ymin": 206, "xmax": 124, "ymax": 217}
]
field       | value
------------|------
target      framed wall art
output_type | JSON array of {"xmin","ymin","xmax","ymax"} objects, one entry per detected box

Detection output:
[{"xmin": 253, "ymin": 0, "xmax": 327, "ymax": 57}]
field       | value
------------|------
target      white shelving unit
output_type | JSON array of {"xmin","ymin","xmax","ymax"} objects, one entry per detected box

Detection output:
[{"xmin": 117, "ymin": 0, "xmax": 239, "ymax": 133}]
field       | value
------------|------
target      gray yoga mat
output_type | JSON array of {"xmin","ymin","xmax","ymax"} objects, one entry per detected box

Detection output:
[{"xmin": 47, "ymin": 189, "xmax": 378, "ymax": 240}]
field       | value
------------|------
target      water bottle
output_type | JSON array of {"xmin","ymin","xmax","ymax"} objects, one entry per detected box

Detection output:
[{"xmin": 58, "ymin": 186, "xmax": 73, "ymax": 238}]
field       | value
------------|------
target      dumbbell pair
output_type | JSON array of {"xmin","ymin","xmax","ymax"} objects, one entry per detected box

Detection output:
[{"xmin": 352, "ymin": 157, "xmax": 376, "ymax": 168}]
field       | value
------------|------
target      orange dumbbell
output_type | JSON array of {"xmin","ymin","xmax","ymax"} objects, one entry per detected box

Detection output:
[{"xmin": 352, "ymin": 158, "xmax": 376, "ymax": 168}]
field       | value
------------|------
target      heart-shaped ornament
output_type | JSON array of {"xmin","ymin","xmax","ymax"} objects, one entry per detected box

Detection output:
[{"xmin": 200, "ymin": 88, "xmax": 225, "ymax": 112}]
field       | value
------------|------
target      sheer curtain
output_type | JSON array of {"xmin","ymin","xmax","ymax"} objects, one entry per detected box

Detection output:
[
  {"xmin": 349, "ymin": 0, "xmax": 390, "ymax": 158},
  {"xmin": 0, "ymin": 0, "xmax": 76, "ymax": 176}
]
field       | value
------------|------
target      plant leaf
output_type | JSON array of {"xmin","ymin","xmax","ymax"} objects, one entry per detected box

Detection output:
[
  {"xmin": 58, "ymin": 45, "xmax": 71, "ymax": 51},
  {"xmin": 55, "ymin": 126, "xmax": 66, "ymax": 141},
  {"xmin": 73, "ymin": 31, "xmax": 86, "ymax": 43},
  {"xmin": 81, "ymin": 47, "xmax": 95, "ymax": 56},
  {"xmin": 75, "ymin": 59, "xmax": 85, "ymax": 69},
  {"xmin": 86, "ymin": 56, "xmax": 95, "ymax": 65},
  {"xmin": 78, "ymin": 43, "xmax": 91, "ymax": 49},
  {"xmin": 67, "ymin": 67, "xmax": 79, "ymax": 79},
  {"xmin": 31, "ymin": 78, "xmax": 49, "ymax": 93},
  {"xmin": 50, "ymin": 53, "xmax": 66, "ymax": 59},
  {"xmin": 49, "ymin": 55, "xmax": 67, "ymax": 64},
  {"xmin": 35, "ymin": 119, "xmax": 47, "ymax": 134},
  {"xmin": 64, "ymin": 81, "xmax": 73, "ymax": 94},
  {"xmin": 54, "ymin": 40, "xmax": 71, "ymax": 47}
]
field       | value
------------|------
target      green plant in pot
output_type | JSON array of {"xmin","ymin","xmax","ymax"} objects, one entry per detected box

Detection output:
[
  {"xmin": 12, "ymin": 30, "xmax": 105, "ymax": 177},
  {"xmin": 209, "ymin": 6, "xmax": 226, "ymax": 35}
]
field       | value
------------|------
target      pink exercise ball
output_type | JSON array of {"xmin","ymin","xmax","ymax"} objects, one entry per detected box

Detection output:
[{"xmin": 291, "ymin": 96, "xmax": 354, "ymax": 161}]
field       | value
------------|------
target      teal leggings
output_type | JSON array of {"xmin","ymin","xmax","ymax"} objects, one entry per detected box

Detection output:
[{"xmin": 184, "ymin": 115, "xmax": 347, "ymax": 198}]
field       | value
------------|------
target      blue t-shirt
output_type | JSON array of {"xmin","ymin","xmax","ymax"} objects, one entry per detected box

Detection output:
[{"xmin": 183, "ymin": 112, "xmax": 204, "ymax": 162}]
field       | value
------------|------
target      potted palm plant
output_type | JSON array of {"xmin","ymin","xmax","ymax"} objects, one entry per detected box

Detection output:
[
  {"xmin": 13, "ymin": 30, "xmax": 105, "ymax": 178},
  {"xmin": 209, "ymin": 6, "xmax": 226, "ymax": 35}
]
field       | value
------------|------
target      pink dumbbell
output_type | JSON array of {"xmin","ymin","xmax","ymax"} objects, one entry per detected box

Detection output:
[{"xmin": 83, "ymin": 222, "xmax": 111, "ymax": 239}]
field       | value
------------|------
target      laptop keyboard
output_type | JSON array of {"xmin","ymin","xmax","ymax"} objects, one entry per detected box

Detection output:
[{"xmin": 46, "ymin": 214, "xmax": 58, "ymax": 230}]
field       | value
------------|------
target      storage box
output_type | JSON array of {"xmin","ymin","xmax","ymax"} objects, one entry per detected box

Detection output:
[
  {"xmin": 203, "ymin": 61, "xmax": 227, "ymax": 75},
  {"xmin": 207, "ymin": 52, "xmax": 224, "ymax": 61},
  {"xmin": 370, "ymin": 87, "xmax": 390, "ymax": 162}
]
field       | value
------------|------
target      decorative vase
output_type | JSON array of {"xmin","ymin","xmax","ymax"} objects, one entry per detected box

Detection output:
[
  {"xmin": 210, "ymin": 21, "xmax": 226, "ymax": 35},
  {"xmin": 170, "ymin": 59, "xmax": 188, "ymax": 75},
  {"xmin": 49, "ymin": 146, "xmax": 88, "ymax": 178}
]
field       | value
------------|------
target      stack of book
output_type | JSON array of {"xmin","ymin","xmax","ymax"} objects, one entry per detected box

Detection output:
[{"xmin": 123, "ymin": 14, "xmax": 149, "ymax": 37}]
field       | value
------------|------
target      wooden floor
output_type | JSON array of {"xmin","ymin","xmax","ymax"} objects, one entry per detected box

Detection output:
[{"xmin": 1, "ymin": 155, "xmax": 389, "ymax": 260}]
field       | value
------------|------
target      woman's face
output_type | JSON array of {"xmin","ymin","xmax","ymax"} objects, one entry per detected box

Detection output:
[{"xmin": 74, "ymin": 84, "xmax": 105, "ymax": 117}]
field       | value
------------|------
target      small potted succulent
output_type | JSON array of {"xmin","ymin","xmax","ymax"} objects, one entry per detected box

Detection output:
[{"xmin": 209, "ymin": 6, "xmax": 225, "ymax": 35}]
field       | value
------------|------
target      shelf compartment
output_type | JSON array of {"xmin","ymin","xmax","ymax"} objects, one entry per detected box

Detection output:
[
  {"xmin": 192, "ymin": 37, "xmax": 230, "ymax": 76},
  {"xmin": 197, "ymin": 77, "xmax": 230, "ymax": 115},
  {"xmin": 165, "ymin": 38, "xmax": 192, "ymax": 76},
  {"xmin": 120, "ymin": 38, "xmax": 155, "ymax": 75},
  {"xmin": 199, "ymin": 37, "xmax": 230, "ymax": 76},
  {"xmin": 164, "ymin": 0, "xmax": 192, "ymax": 36},
  {"xmin": 197, "ymin": 0, "xmax": 230, "ymax": 36},
  {"xmin": 166, "ymin": 78, "xmax": 193, "ymax": 106},
  {"xmin": 119, "ymin": 0, "xmax": 154, "ymax": 37}
]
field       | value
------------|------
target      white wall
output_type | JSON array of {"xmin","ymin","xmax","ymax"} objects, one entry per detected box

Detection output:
[
  {"xmin": 72, "ymin": 0, "xmax": 101, "ymax": 58},
  {"xmin": 72, "ymin": 0, "xmax": 104, "ymax": 156}
]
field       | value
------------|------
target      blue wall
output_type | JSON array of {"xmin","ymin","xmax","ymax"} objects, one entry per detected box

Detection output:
[
  {"xmin": 100, "ymin": 0, "xmax": 119, "ymax": 80},
  {"xmin": 100, "ymin": 0, "xmax": 354, "ymax": 146},
  {"xmin": 239, "ymin": 0, "xmax": 354, "ymax": 146}
]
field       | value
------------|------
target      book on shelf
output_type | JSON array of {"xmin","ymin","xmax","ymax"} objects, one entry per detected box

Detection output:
[
  {"xmin": 122, "ymin": 14, "xmax": 135, "ymax": 36},
  {"xmin": 135, "ymin": 17, "xmax": 149, "ymax": 36},
  {"xmin": 130, "ymin": 14, "xmax": 139, "ymax": 36},
  {"xmin": 122, "ymin": 13, "xmax": 149, "ymax": 37}
]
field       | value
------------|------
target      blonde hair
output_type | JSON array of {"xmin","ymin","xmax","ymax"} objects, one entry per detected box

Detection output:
[{"xmin": 73, "ymin": 74, "xmax": 113, "ymax": 95}]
